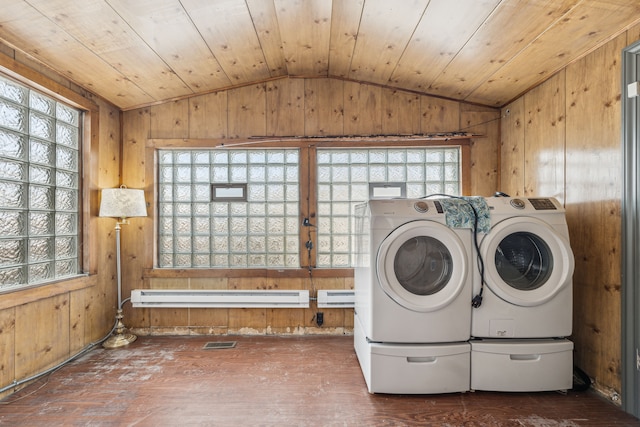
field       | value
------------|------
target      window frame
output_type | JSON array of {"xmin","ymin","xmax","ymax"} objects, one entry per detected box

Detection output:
[
  {"xmin": 0, "ymin": 59, "xmax": 98, "ymax": 298},
  {"xmin": 146, "ymin": 137, "xmax": 471, "ymax": 278},
  {"xmin": 156, "ymin": 148, "xmax": 301, "ymax": 269}
]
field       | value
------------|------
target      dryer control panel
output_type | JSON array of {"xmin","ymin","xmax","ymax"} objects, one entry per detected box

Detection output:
[
  {"xmin": 528, "ymin": 198, "xmax": 558, "ymax": 210},
  {"xmin": 506, "ymin": 198, "xmax": 558, "ymax": 211},
  {"xmin": 509, "ymin": 199, "xmax": 526, "ymax": 209},
  {"xmin": 486, "ymin": 196, "xmax": 564, "ymax": 214}
]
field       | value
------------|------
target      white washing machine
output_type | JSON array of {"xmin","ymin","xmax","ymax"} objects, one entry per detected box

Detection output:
[
  {"xmin": 354, "ymin": 198, "xmax": 474, "ymax": 344},
  {"xmin": 353, "ymin": 198, "xmax": 474, "ymax": 394},
  {"xmin": 471, "ymin": 196, "xmax": 575, "ymax": 339}
]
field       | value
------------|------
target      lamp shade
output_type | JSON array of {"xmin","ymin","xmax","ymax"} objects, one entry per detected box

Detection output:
[{"xmin": 99, "ymin": 186, "xmax": 147, "ymax": 219}]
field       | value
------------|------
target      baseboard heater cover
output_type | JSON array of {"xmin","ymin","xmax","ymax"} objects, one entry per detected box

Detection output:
[
  {"xmin": 317, "ymin": 290, "xmax": 355, "ymax": 308},
  {"xmin": 131, "ymin": 289, "xmax": 309, "ymax": 308}
]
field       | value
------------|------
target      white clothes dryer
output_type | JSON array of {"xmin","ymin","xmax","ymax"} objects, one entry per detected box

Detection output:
[
  {"xmin": 354, "ymin": 198, "xmax": 473, "ymax": 344},
  {"xmin": 471, "ymin": 197, "xmax": 574, "ymax": 338}
]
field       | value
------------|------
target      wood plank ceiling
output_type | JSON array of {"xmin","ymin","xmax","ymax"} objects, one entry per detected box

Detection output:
[{"xmin": 0, "ymin": 0, "xmax": 638, "ymax": 110}]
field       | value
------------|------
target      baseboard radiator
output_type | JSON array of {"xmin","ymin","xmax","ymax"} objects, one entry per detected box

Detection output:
[
  {"xmin": 131, "ymin": 289, "xmax": 310, "ymax": 308},
  {"xmin": 316, "ymin": 290, "xmax": 355, "ymax": 308}
]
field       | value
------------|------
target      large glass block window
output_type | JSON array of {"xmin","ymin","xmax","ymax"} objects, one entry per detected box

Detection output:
[
  {"xmin": 0, "ymin": 74, "xmax": 81, "ymax": 290},
  {"xmin": 316, "ymin": 147, "xmax": 460, "ymax": 268},
  {"xmin": 157, "ymin": 149, "xmax": 299, "ymax": 268}
]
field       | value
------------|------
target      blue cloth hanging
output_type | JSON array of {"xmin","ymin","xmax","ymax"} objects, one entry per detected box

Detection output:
[{"xmin": 437, "ymin": 196, "xmax": 491, "ymax": 233}]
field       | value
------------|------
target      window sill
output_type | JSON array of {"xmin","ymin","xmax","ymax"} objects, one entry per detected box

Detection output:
[
  {"xmin": 143, "ymin": 268, "xmax": 354, "ymax": 279},
  {"xmin": 0, "ymin": 274, "xmax": 97, "ymax": 311}
]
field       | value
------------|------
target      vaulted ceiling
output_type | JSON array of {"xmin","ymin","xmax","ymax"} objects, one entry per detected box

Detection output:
[{"xmin": 1, "ymin": 0, "xmax": 639, "ymax": 110}]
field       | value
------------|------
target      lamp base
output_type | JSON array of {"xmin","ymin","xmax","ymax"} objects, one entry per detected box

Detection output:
[
  {"xmin": 103, "ymin": 308, "xmax": 137, "ymax": 349},
  {"xmin": 103, "ymin": 332, "xmax": 137, "ymax": 349}
]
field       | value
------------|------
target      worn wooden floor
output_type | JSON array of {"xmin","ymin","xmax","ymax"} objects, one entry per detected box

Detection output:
[{"xmin": 0, "ymin": 335, "xmax": 638, "ymax": 426}]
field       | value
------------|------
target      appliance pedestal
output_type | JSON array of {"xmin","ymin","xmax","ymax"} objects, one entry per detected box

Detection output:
[
  {"xmin": 354, "ymin": 314, "xmax": 470, "ymax": 394},
  {"xmin": 470, "ymin": 338, "xmax": 573, "ymax": 392}
]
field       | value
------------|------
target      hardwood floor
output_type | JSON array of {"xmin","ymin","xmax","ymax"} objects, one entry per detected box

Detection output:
[{"xmin": 0, "ymin": 335, "xmax": 638, "ymax": 426}]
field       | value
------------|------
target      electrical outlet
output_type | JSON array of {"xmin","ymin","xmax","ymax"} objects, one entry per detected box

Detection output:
[{"xmin": 316, "ymin": 312, "xmax": 324, "ymax": 327}]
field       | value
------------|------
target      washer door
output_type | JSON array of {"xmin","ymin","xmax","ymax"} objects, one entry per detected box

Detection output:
[
  {"xmin": 376, "ymin": 220, "xmax": 468, "ymax": 312},
  {"xmin": 480, "ymin": 216, "xmax": 574, "ymax": 307}
]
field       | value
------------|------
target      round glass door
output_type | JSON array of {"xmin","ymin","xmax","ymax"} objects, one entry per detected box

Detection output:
[
  {"xmin": 481, "ymin": 217, "xmax": 574, "ymax": 307},
  {"xmin": 394, "ymin": 236, "xmax": 453, "ymax": 295},
  {"xmin": 495, "ymin": 232, "xmax": 553, "ymax": 291},
  {"xmin": 377, "ymin": 220, "xmax": 468, "ymax": 312}
]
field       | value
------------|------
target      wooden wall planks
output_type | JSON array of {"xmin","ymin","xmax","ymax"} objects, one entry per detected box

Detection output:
[
  {"xmin": 227, "ymin": 84, "xmax": 267, "ymax": 138},
  {"xmin": 565, "ymin": 31, "xmax": 625, "ymax": 396},
  {"xmin": 266, "ymin": 79, "xmax": 305, "ymax": 136},
  {"xmin": 421, "ymin": 96, "xmax": 460, "ymax": 133},
  {"xmin": 499, "ymin": 98, "xmax": 525, "ymax": 197},
  {"xmin": 150, "ymin": 99, "xmax": 189, "ymax": 139},
  {"xmin": 121, "ymin": 76, "xmax": 500, "ymax": 337},
  {"xmin": 500, "ymin": 28, "xmax": 636, "ymax": 397},
  {"xmin": 120, "ymin": 107, "xmax": 151, "ymax": 332},
  {"xmin": 304, "ymin": 78, "xmax": 344, "ymax": 136},
  {"xmin": 343, "ymin": 81, "xmax": 383, "ymax": 135},
  {"xmin": 523, "ymin": 70, "xmax": 566, "ymax": 202},
  {"xmin": 14, "ymin": 295, "xmax": 70, "ymax": 379},
  {"xmin": 189, "ymin": 91, "xmax": 228, "ymax": 139},
  {"xmin": 460, "ymin": 104, "xmax": 501, "ymax": 197},
  {"xmin": 0, "ymin": 308, "xmax": 15, "ymax": 393},
  {"xmin": 381, "ymin": 89, "xmax": 421, "ymax": 135}
]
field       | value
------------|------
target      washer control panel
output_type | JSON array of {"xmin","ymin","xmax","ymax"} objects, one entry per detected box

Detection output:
[
  {"xmin": 368, "ymin": 199, "xmax": 449, "ymax": 217},
  {"xmin": 508, "ymin": 198, "xmax": 557, "ymax": 210}
]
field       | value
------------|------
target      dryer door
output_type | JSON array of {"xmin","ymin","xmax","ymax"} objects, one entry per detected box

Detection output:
[
  {"xmin": 376, "ymin": 220, "xmax": 469, "ymax": 312},
  {"xmin": 480, "ymin": 217, "xmax": 574, "ymax": 307}
]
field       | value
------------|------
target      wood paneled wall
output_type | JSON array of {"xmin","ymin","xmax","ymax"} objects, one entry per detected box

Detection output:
[
  {"xmin": 0, "ymin": 45, "xmax": 121, "ymax": 396},
  {"xmin": 500, "ymin": 28, "xmax": 639, "ymax": 397},
  {"xmin": 121, "ymin": 77, "xmax": 500, "ymax": 336}
]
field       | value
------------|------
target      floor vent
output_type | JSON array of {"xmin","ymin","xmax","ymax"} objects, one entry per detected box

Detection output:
[{"xmin": 203, "ymin": 341, "xmax": 237, "ymax": 350}]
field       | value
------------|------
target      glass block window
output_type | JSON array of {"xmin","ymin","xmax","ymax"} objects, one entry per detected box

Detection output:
[
  {"xmin": 316, "ymin": 147, "xmax": 461, "ymax": 268},
  {"xmin": 0, "ymin": 74, "xmax": 81, "ymax": 290},
  {"xmin": 157, "ymin": 149, "xmax": 299, "ymax": 268}
]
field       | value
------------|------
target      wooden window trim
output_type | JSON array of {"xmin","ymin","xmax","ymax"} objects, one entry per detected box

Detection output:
[
  {"xmin": 0, "ymin": 55, "xmax": 99, "ymax": 300},
  {"xmin": 146, "ymin": 136, "xmax": 473, "ymax": 278}
]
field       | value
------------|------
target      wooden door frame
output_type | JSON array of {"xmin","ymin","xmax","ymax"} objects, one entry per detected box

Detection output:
[{"xmin": 621, "ymin": 39, "xmax": 640, "ymax": 419}]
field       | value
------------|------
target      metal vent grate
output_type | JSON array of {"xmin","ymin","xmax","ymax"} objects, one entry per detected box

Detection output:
[{"xmin": 203, "ymin": 341, "xmax": 237, "ymax": 350}]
